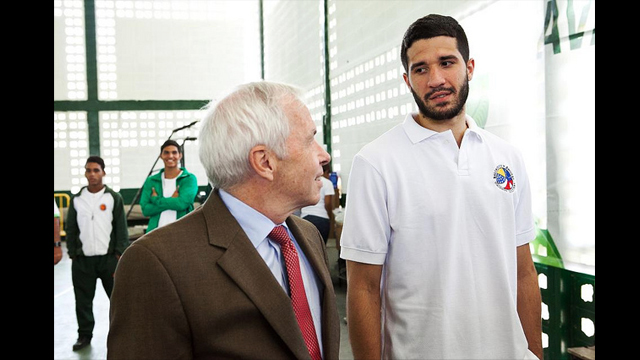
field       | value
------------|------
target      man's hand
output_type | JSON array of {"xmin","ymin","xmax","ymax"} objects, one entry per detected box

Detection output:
[
  {"xmin": 151, "ymin": 187, "xmax": 158, "ymax": 197},
  {"xmin": 54, "ymin": 217, "xmax": 62, "ymax": 265},
  {"xmin": 172, "ymin": 185, "xmax": 180, "ymax": 198},
  {"xmin": 54, "ymin": 246, "xmax": 63, "ymax": 265}
]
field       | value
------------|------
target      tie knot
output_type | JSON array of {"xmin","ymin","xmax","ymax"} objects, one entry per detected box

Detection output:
[{"xmin": 269, "ymin": 225, "xmax": 291, "ymax": 247}]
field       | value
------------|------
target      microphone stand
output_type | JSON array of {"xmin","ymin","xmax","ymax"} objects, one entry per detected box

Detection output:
[
  {"xmin": 181, "ymin": 137, "xmax": 198, "ymax": 168},
  {"xmin": 126, "ymin": 121, "xmax": 198, "ymax": 220}
]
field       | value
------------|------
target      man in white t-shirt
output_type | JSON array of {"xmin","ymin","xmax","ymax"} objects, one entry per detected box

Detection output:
[
  {"xmin": 301, "ymin": 163, "xmax": 336, "ymax": 243},
  {"xmin": 340, "ymin": 14, "xmax": 543, "ymax": 360}
]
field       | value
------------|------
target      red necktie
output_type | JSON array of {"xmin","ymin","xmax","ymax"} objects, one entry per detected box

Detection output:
[{"xmin": 269, "ymin": 225, "xmax": 322, "ymax": 360}]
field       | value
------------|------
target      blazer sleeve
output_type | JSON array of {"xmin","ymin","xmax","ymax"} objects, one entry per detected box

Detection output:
[{"xmin": 107, "ymin": 243, "xmax": 192, "ymax": 359}]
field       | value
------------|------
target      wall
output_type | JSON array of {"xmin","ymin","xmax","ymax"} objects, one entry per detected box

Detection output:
[
  {"xmin": 262, "ymin": 0, "xmax": 594, "ymax": 268},
  {"xmin": 54, "ymin": 0, "xmax": 262, "ymax": 193},
  {"xmin": 54, "ymin": 0, "xmax": 595, "ymax": 268}
]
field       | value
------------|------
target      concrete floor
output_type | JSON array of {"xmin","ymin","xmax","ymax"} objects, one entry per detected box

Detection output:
[{"xmin": 54, "ymin": 238, "xmax": 353, "ymax": 359}]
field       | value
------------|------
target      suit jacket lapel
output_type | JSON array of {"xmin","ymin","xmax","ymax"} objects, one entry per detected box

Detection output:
[{"xmin": 202, "ymin": 191, "xmax": 311, "ymax": 360}]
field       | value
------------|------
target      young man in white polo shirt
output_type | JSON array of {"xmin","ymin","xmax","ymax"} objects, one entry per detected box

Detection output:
[{"xmin": 340, "ymin": 14, "xmax": 543, "ymax": 360}]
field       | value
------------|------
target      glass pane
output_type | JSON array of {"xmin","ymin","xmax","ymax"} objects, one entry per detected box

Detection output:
[
  {"xmin": 94, "ymin": 0, "xmax": 261, "ymax": 100},
  {"xmin": 54, "ymin": 0, "xmax": 88, "ymax": 101}
]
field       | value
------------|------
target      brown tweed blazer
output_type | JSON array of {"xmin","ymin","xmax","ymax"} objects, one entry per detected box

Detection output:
[{"xmin": 107, "ymin": 190, "xmax": 340, "ymax": 359}]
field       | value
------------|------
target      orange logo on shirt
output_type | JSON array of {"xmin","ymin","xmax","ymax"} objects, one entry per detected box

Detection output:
[{"xmin": 100, "ymin": 204, "xmax": 107, "ymax": 211}]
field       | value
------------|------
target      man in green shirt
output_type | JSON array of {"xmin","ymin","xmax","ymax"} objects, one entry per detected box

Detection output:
[{"xmin": 140, "ymin": 140, "xmax": 198, "ymax": 232}]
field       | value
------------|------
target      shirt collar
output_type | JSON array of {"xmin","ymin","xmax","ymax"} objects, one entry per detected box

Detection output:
[
  {"xmin": 402, "ymin": 112, "xmax": 484, "ymax": 144},
  {"xmin": 402, "ymin": 113, "xmax": 438, "ymax": 144},
  {"xmin": 218, "ymin": 188, "xmax": 286, "ymax": 249},
  {"xmin": 464, "ymin": 115, "xmax": 485, "ymax": 141}
]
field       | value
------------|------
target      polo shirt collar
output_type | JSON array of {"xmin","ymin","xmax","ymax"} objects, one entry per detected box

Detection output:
[
  {"xmin": 402, "ymin": 113, "xmax": 485, "ymax": 144},
  {"xmin": 403, "ymin": 113, "xmax": 438, "ymax": 144},
  {"xmin": 464, "ymin": 115, "xmax": 485, "ymax": 142}
]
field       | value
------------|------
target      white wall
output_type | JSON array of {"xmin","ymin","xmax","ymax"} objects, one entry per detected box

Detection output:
[{"xmin": 53, "ymin": 0, "xmax": 595, "ymax": 267}]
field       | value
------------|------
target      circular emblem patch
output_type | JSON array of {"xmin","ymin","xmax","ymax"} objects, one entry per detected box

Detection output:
[
  {"xmin": 100, "ymin": 204, "xmax": 107, "ymax": 211},
  {"xmin": 493, "ymin": 165, "xmax": 515, "ymax": 192}
]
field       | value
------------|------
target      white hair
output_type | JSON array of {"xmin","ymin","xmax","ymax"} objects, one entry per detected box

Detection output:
[{"xmin": 198, "ymin": 81, "xmax": 305, "ymax": 190}]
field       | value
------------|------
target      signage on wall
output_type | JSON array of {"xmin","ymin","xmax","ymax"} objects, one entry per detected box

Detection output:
[{"xmin": 544, "ymin": 0, "xmax": 595, "ymax": 54}]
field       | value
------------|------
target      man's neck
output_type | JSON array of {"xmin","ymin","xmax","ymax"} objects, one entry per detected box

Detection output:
[
  {"xmin": 87, "ymin": 184, "xmax": 105, "ymax": 193},
  {"xmin": 413, "ymin": 112, "xmax": 468, "ymax": 147},
  {"xmin": 226, "ymin": 183, "xmax": 292, "ymax": 225},
  {"xmin": 164, "ymin": 167, "xmax": 182, "ymax": 179}
]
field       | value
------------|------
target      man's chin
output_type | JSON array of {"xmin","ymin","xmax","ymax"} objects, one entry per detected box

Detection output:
[{"xmin": 305, "ymin": 194, "xmax": 321, "ymax": 208}]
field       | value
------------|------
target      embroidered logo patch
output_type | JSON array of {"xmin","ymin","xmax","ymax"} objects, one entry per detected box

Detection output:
[
  {"xmin": 100, "ymin": 204, "xmax": 107, "ymax": 211},
  {"xmin": 493, "ymin": 165, "xmax": 515, "ymax": 192}
]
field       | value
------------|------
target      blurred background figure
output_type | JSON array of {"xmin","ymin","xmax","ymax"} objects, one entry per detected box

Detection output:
[
  {"xmin": 54, "ymin": 199, "xmax": 63, "ymax": 265},
  {"xmin": 301, "ymin": 163, "xmax": 336, "ymax": 244}
]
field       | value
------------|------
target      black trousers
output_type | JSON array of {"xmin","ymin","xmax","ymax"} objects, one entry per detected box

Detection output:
[{"xmin": 71, "ymin": 254, "xmax": 118, "ymax": 337}]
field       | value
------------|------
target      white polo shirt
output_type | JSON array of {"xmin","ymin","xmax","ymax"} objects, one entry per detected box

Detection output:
[{"xmin": 340, "ymin": 113, "xmax": 536, "ymax": 359}]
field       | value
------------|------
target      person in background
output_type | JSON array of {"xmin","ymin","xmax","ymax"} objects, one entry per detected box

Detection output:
[
  {"xmin": 301, "ymin": 163, "xmax": 336, "ymax": 244},
  {"xmin": 139, "ymin": 139, "xmax": 198, "ymax": 233},
  {"xmin": 54, "ymin": 199, "xmax": 63, "ymax": 265},
  {"xmin": 107, "ymin": 81, "xmax": 340, "ymax": 359},
  {"xmin": 340, "ymin": 14, "xmax": 543, "ymax": 360},
  {"xmin": 65, "ymin": 156, "xmax": 129, "ymax": 351}
]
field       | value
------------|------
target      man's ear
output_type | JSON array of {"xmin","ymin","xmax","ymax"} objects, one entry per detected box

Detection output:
[
  {"xmin": 403, "ymin": 72, "xmax": 412, "ymax": 90},
  {"xmin": 466, "ymin": 58, "xmax": 475, "ymax": 81},
  {"xmin": 248, "ymin": 145, "xmax": 275, "ymax": 181}
]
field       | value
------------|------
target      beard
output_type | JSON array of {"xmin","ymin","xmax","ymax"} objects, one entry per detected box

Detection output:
[{"xmin": 411, "ymin": 76, "xmax": 470, "ymax": 121}]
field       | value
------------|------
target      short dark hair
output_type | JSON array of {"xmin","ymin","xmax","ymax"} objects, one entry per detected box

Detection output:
[
  {"xmin": 85, "ymin": 156, "xmax": 105, "ymax": 171},
  {"xmin": 161, "ymin": 139, "xmax": 182, "ymax": 153},
  {"xmin": 400, "ymin": 14, "xmax": 470, "ymax": 73}
]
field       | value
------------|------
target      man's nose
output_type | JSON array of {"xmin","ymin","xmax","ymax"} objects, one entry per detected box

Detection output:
[
  {"xmin": 319, "ymin": 148, "xmax": 331, "ymax": 166},
  {"xmin": 427, "ymin": 67, "xmax": 446, "ymax": 88}
]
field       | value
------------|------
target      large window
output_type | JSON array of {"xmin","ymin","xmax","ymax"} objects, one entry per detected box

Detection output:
[
  {"xmin": 54, "ymin": 0, "xmax": 262, "ymax": 192},
  {"xmin": 54, "ymin": 111, "xmax": 90, "ymax": 193},
  {"xmin": 93, "ymin": 0, "xmax": 261, "ymax": 101},
  {"xmin": 99, "ymin": 109, "xmax": 205, "ymax": 190},
  {"xmin": 54, "ymin": 0, "xmax": 88, "ymax": 100}
]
